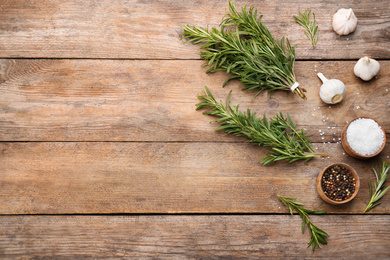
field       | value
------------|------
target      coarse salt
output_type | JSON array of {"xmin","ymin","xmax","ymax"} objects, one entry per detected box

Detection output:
[{"xmin": 346, "ymin": 118, "xmax": 384, "ymax": 156}]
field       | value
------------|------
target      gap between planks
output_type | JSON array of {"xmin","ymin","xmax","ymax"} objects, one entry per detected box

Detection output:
[{"xmin": 1, "ymin": 57, "xmax": 390, "ymax": 61}]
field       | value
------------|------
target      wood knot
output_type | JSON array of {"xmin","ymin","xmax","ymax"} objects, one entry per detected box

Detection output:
[{"xmin": 267, "ymin": 98, "xmax": 279, "ymax": 108}]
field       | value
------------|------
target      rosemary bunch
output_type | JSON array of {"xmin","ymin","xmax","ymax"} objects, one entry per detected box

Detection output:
[
  {"xmin": 293, "ymin": 9, "xmax": 319, "ymax": 48},
  {"xmin": 278, "ymin": 195, "xmax": 329, "ymax": 251},
  {"xmin": 364, "ymin": 161, "xmax": 390, "ymax": 213},
  {"xmin": 196, "ymin": 87, "xmax": 325, "ymax": 165},
  {"xmin": 182, "ymin": 1, "xmax": 307, "ymax": 99}
]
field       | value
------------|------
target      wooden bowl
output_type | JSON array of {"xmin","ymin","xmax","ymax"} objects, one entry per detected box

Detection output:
[
  {"xmin": 316, "ymin": 163, "xmax": 360, "ymax": 205},
  {"xmin": 341, "ymin": 117, "xmax": 386, "ymax": 159}
]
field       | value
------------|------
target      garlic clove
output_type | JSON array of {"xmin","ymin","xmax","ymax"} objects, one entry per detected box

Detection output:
[
  {"xmin": 332, "ymin": 8, "xmax": 358, "ymax": 36},
  {"xmin": 354, "ymin": 56, "xmax": 380, "ymax": 81},
  {"xmin": 317, "ymin": 73, "xmax": 347, "ymax": 104}
]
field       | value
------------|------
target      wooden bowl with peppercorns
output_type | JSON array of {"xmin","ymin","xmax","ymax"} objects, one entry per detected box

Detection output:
[{"xmin": 317, "ymin": 163, "xmax": 360, "ymax": 205}]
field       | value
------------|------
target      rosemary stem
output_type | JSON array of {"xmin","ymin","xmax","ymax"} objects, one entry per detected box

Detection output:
[
  {"xmin": 197, "ymin": 87, "xmax": 319, "ymax": 164},
  {"xmin": 182, "ymin": 1, "xmax": 303, "ymax": 99}
]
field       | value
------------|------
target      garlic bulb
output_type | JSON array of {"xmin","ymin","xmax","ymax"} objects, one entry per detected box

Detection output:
[
  {"xmin": 332, "ymin": 8, "xmax": 357, "ymax": 35},
  {"xmin": 354, "ymin": 56, "xmax": 380, "ymax": 81},
  {"xmin": 317, "ymin": 73, "xmax": 346, "ymax": 104}
]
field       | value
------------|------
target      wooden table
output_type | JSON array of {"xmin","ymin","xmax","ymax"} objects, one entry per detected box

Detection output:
[{"xmin": 1, "ymin": 0, "xmax": 389, "ymax": 258}]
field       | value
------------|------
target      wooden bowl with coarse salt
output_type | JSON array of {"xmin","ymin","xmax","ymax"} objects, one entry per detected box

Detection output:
[{"xmin": 341, "ymin": 117, "xmax": 386, "ymax": 159}]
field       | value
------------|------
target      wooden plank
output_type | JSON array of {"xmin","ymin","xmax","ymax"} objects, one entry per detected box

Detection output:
[
  {"xmin": 0, "ymin": 142, "xmax": 389, "ymax": 214},
  {"xmin": 0, "ymin": 215, "xmax": 389, "ymax": 258},
  {"xmin": 0, "ymin": 0, "xmax": 389, "ymax": 59},
  {"xmin": 1, "ymin": 59, "xmax": 389, "ymax": 142}
]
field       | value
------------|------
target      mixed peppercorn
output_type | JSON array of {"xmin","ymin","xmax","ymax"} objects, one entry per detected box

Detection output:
[{"xmin": 321, "ymin": 165, "xmax": 356, "ymax": 201}]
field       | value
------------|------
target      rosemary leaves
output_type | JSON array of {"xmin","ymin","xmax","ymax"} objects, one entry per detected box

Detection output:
[
  {"xmin": 196, "ymin": 87, "xmax": 326, "ymax": 165},
  {"xmin": 364, "ymin": 161, "xmax": 390, "ymax": 213},
  {"xmin": 293, "ymin": 8, "xmax": 319, "ymax": 48},
  {"xmin": 182, "ymin": 1, "xmax": 307, "ymax": 99},
  {"xmin": 278, "ymin": 195, "xmax": 329, "ymax": 251}
]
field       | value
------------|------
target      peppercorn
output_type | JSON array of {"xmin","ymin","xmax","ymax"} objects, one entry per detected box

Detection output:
[{"xmin": 321, "ymin": 165, "xmax": 356, "ymax": 201}]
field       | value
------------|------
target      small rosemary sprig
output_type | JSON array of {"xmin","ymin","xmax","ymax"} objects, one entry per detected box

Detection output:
[
  {"xmin": 182, "ymin": 1, "xmax": 307, "ymax": 99},
  {"xmin": 293, "ymin": 8, "xmax": 319, "ymax": 48},
  {"xmin": 277, "ymin": 195, "xmax": 329, "ymax": 251},
  {"xmin": 196, "ymin": 87, "xmax": 326, "ymax": 165},
  {"xmin": 364, "ymin": 161, "xmax": 390, "ymax": 213}
]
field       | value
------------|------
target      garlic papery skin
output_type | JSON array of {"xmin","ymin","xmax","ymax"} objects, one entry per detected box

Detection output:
[
  {"xmin": 317, "ymin": 73, "xmax": 346, "ymax": 104},
  {"xmin": 354, "ymin": 56, "xmax": 380, "ymax": 81},
  {"xmin": 332, "ymin": 8, "xmax": 358, "ymax": 35}
]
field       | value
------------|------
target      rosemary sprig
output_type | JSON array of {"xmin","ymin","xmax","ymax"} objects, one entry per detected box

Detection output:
[
  {"xmin": 364, "ymin": 161, "xmax": 390, "ymax": 213},
  {"xmin": 293, "ymin": 8, "xmax": 319, "ymax": 48},
  {"xmin": 196, "ymin": 87, "xmax": 326, "ymax": 165},
  {"xmin": 182, "ymin": 1, "xmax": 307, "ymax": 99},
  {"xmin": 277, "ymin": 195, "xmax": 329, "ymax": 251}
]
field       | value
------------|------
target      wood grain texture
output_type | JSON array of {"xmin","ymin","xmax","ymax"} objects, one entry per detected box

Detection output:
[
  {"xmin": 0, "ymin": 215, "xmax": 389, "ymax": 258},
  {"xmin": 1, "ymin": 59, "xmax": 389, "ymax": 141},
  {"xmin": 1, "ymin": 0, "xmax": 389, "ymax": 257},
  {"xmin": 0, "ymin": 142, "xmax": 388, "ymax": 214},
  {"xmin": 0, "ymin": 0, "xmax": 389, "ymax": 59}
]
